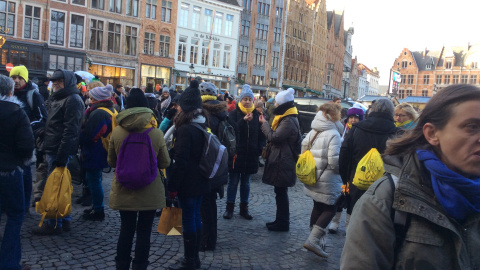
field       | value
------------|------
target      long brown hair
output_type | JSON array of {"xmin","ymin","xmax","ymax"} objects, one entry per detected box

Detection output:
[
  {"xmin": 385, "ymin": 84, "xmax": 480, "ymax": 156},
  {"xmin": 174, "ymin": 108, "xmax": 210, "ymax": 128},
  {"xmin": 317, "ymin": 103, "xmax": 341, "ymax": 122}
]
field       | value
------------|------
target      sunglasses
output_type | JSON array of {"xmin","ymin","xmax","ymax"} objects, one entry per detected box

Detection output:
[{"xmin": 51, "ymin": 79, "xmax": 64, "ymax": 83}]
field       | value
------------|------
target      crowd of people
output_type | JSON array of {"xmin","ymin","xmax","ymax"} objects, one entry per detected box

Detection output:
[{"xmin": 1, "ymin": 64, "xmax": 480, "ymax": 270}]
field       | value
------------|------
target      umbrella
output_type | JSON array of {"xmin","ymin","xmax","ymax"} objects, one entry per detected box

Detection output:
[{"xmin": 75, "ymin": 71, "xmax": 95, "ymax": 84}]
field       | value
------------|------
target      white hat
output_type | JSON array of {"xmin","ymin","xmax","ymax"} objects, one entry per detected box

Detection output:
[{"xmin": 275, "ymin": 88, "xmax": 295, "ymax": 105}]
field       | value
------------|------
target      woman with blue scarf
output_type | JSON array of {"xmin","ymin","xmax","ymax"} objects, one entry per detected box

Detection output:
[{"xmin": 341, "ymin": 84, "xmax": 480, "ymax": 269}]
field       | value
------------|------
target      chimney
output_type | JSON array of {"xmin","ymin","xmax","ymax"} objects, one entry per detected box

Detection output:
[{"xmin": 423, "ymin": 47, "xmax": 427, "ymax": 59}]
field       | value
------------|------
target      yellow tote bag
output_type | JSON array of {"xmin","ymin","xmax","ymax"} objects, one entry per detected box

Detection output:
[
  {"xmin": 296, "ymin": 131, "xmax": 320, "ymax": 186},
  {"xmin": 352, "ymin": 148, "xmax": 385, "ymax": 190}
]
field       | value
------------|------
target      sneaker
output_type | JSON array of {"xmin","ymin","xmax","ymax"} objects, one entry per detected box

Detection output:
[
  {"xmin": 82, "ymin": 210, "xmax": 105, "ymax": 221},
  {"xmin": 32, "ymin": 224, "xmax": 62, "ymax": 235},
  {"xmin": 63, "ymin": 220, "xmax": 71, "ymax": 232}
]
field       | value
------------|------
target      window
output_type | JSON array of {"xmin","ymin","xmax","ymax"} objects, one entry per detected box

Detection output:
[
  {"xmin": 402, "ymin": 60, "xmax": 407, "ymax": 68},
  {"xmin": 178, "ymin": 3, "xmax": 189, "ymax": 27},
  {"xmin": 237, "ymin": 73, "xmax": 246, "ymax": 82},
  {"xmin": 299, "ymin": 13, "xmax": 303, "ymax": 23},
  {"xmin": 472, "ymin": 62, "xmax": 478, "ymax": 69},
  {"xmin": 225, "ymin": 15, "xmax": 233, "ymax": 36},
  {"xmin": 91, "ymin": 0, "xmax": 104, "ymax": 9},
  {"xmin": 177, "ymin": 36, "xmax": 187, "ymax": 62},
  {"xmin": 284, "ymin": 65, "xmax": 288, "ymax": 79},
  {"xmin": 436, "ymin": 75, "xmax": 442, "ymax": 84},
  {"xmin": 274, "ymin": 27, "xmax": 281, "ymax": 42},
  {"xmin": 70, "ymin": 15, "xmax": 84, "ymax": 48},
  {"xmin": 0, "ymin": 1, "xmax": 15, "ymax": 35},
  {"xmin": 124, "ymin": 26, "xmax": 137, "ymax": 56},
  {"xmin": 254, "ymin": 48, "xmax": 266, "ymax": 66},
  {"xmin": 212, "ymin": 43, "xmax": 221, "ymax": 67},
  {"xmin": 159, "ymin": 35, "xmax": 170, "ymax": 57},
  {"xmin": 24, "ymin": 5, "xmax": 41, "ymax": 39},
  {"xmin": 452, "ymin": 75, "xmax": 459, "ymax": 84},
  {"xmin": 275, "ymin": 7, "xmax": 283, "ymax": 18},
  {"xmin": 241, "ymin": 20, "xmax": 250, "ymax": 36},
  {"xmin": 399, "ymin": 89, "xmax": 405, "ymax": 99},
  {"xmin": 407, "ymin": 75, "xmax": 414, "ymax": 84},
  {"xmin": 243, "ymin": 0, "xmax": 252, "ymax": 11},
  {"xmin": 144, "ymin": 32, "xmax": 155, "ymax": 55},
  {"xmin": 423, "ymin": 75, "xmax": 429, "ymax": 84},
  {"xmin": 201, "ymin": 40, "xmax": 209, "ymax": 66},
  {"xmin": 258, "ymin": 2, "xmax": 270, "ymax": 15},
  {"xmin": 213, "ymin": 12, "xmax": 223, "ymax": 35},
  {"xmin": 89, "ymin": 19, "xmax": 103, "ymax": 51},
  {"xmin": 470, "ymin": 75, "xmax": 477, "ymax": 84},
  {"xmin": 107, "ymin": 23, "xmax": 121, "ymax": 53},
  {"xmin": 406, "ymin": 89, "xmax": 413, "ymax": 96},
  {"xmin": 446, "ymin": 61, "xmax": 452, "ymax": 69},
  {"xmin": 239, "ymin": 45, "xmax": 248, "ymax": 63},
  {"xmin": 190, "ymin": 38, "xmax": 198, "ymax": 64},
  {"xmin": 192, "ymin": 6, "xmax": 200, "ymax": 29},
  {"xmin": 293, "ymin": 28, "xmax": 296, "ymax": 38},
  {"xmin": 270, "ymin": 78, "xmax": 277, "ymax": 86},
  {"xmin": 461, "ymin": 75, "xmax": 468, "ymax": 84},
  {"xmin": 426, "ymin": 64, "xmax": 432, "ymax": 69},
  {"xmin": 204, "ymin": 9, "xmax": 212, "ymax": 32},
  {"xmin": 50, "ymin": 11, "xmax": 65, "ymax": 45},
  {"xmin": 126, "ymin": 0, "xmax": 138, "ymax": 16},
  {"xmin": 256, "ymin": 23, "xmax": 267, "ymax": 40},
  {"xmin": 161, "ymin": 0, "xmax": 171, "ymax": 22},
  {"xmin": 272, "ymin": 51, "xmax": 279, "ymax": 68},
  {"xmin": 146, "ymin": 0, "xmax": 157, "ymax": 19},
  {"xmin": 422, "ymin": 90, "xmax": 428, "ymax": 97},
  {"xmin": 109, "ymin": 0, "xmax": 121, "ymax": 13},
  {"xmin": 72, "ymin": 0, "xmax": 86, "ymax": 5},
  {"xmin": 400, "ymin": 74, "xmax": 406, "ymax": 84},
  {"xmin": 252, "ymin": 75, "xmax": 264, "ymax": 85},
  {"xmin": 49, "ymin": 55, "xmax": 65, "ymax": 70},
  {"xmin": 444, "ymin": 75, "xmax": 450, "ymax": 84},
  {"xmin": 223, "ymin": 44, "xmax": 231, "ymax": 69}
]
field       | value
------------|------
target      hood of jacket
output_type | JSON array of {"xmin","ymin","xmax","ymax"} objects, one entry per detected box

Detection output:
[
  {"xmin": 116, "ymin": 107, "xmax": 156, "ymax": 131},
  {"xmin": 354, "ymin": 111, "xmax": 397, "ymax": 135},
  {"xmin": 0, "ymin": 95, "xmax": 23, "ymax": 121},
  {"xmin": 50, "ymin": 69, "xmax": 80, "ymax": 101},
  {"xmin": 203, "ymin": 100, "xmax": 228, "ymax": 120},
  {"xmin": 0, "ymin": 95, "xmax": 23, "ymax": 107},
  {"xmin": 311, "ymin": 111, "xmax": 337, "ymax": 133}
]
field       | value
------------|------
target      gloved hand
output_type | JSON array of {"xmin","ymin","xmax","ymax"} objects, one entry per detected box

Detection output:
[
  {"xmin": 52, "ymin": 160, "xmax": 66, "ymax": 168},
  {"xmin": 168, "ymin": 191, "xmax": 178, "ymax": 200}
]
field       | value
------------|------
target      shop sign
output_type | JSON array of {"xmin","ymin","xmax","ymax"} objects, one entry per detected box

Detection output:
[{"xmin": 194, "ymin": 33, "xmax": 220, "ymax": 42}]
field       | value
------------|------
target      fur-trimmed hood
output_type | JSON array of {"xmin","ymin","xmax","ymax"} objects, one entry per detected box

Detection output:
[
  {"xmin": 0, "ymin": 95, "xmax": 23, "ymax": 107},
  {"xmin": 203, "ymin": 100, "xmax": 228, "ymax": 119}
]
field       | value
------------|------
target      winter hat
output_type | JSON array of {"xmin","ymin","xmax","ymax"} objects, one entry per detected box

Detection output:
[
  {"xmin": 239, "ymin": 84, "xmax": 254, "ymax": 101},
  {"xmin": 347, "ymin": 107, "xmax": 365, "ymax": 121},
  {"xmin": 275, "ymin": 88, "xmax": 295, "ymax": 105},
  {"xmin": 199, "ymin": 82, "xmax": 217, "ymax": 96},
  {"xmin": 9, "ymin": 65, "xmax": 28, "ymax": 82},
  {"xmin": 162, "ymin": 87, "xmax": 170, "ymax": 93},
  {"xmin": 127, "ymin": 88, "xmax": 148, "ymax": 108},
  {"xmin": 89, "ymin": 86, "xmax": 111, "ymax": 101},
  {"xmin": 179, "ymin": 80, "xmax": 202, "ymax": 113}
]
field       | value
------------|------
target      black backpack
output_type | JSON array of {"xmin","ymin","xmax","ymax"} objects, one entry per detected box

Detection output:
[{"xmin": 217, "ymin": 119, "xmax": 236, "ymax": 158}]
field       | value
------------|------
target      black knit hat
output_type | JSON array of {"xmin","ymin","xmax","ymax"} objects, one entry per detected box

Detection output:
[
  {"xmin": 126, "ymin": 88, "xmax": 148, "ymax": 108},
  {"xmin": 179, "ymin": 80, "xmax": 202, "ymax": 113}
]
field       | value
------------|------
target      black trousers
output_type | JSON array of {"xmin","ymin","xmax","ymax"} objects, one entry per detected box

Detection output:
[
  {"xmin": 200, "ymin": 190, "xmax": 218, "ymax": 250},
  {"xmin": 274, "ymin": 186, "xmax": 289, "ymax": 225},
  {"xmin": 117, "ymin": 210, "xmax": 156, "ymax": 263}
]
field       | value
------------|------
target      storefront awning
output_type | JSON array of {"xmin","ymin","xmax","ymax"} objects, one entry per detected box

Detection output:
[
  {"xmin": 306, "ymin": 88, "xmax": 323, "ymax": 96},
  {"xmin": 282, "ymin": 84, "xmax": 305, "ymax": 91}
]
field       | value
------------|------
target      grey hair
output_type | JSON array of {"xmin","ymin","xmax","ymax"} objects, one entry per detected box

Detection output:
[
  {"xmin": 371, "ymin": 98, "xmax": 395, "ymax": 116},
  {"xmin": 0, "ymin": 75, "xmax": 15, "ymax": 96}
]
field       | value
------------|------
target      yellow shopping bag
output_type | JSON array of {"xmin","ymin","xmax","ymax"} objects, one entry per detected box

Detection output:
[
  {"xmin": 352, "ymin": 148, "xmax": 385, "ymax": 190},
  {"xmin": 296, "ymin": 150, "xmax": 316, "ymax": 186}
]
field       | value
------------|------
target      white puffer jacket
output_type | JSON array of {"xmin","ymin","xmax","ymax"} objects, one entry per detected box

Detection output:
[{"xmin": 301, "ymin": 111, "xmax": 342, "ymax": 205}]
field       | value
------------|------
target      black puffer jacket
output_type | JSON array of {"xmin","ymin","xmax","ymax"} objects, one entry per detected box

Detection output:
[
  {"xmin": 0, "ymin": 96, "xmax": 35, "ymax": 172},
  {"xmin": 228, "ymin": 104, "xmax": 263, "ymax": 174},
  {"xmin": 43, "ymin": 69, "xmax": 85, "ymax": 165},
  {"xmin": 14, "ymin": 81, "xmax": 48, "ymax": 123}
]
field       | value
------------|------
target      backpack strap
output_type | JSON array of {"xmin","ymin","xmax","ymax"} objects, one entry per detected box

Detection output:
[
  {"xmin": 27, "ymin": 89, "xmax": 35, "ymax": 110},
  {"xmin": 307, "ymin": 131, "xmax": 321, "ymax": 150},
  {"xmin": 143, "ymin": 127, "xmax": 155, "ymax": 134}
]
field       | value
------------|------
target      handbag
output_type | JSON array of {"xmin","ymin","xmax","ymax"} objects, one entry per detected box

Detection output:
[
  {"xmin": 261, "ymin": 142, "xmax": 271, "ymax": 159},
  {"xmin": 157, "ymin": 207, "xmax": 182, "ymax": 235}
]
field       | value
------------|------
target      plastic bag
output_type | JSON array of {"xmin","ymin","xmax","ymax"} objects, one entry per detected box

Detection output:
[{"xmin": 352, "ymin": 148, "xmax": 385, "ymax": 190}]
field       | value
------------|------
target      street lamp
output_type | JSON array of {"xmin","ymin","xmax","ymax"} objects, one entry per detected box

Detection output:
[
  {"xmin": 343, "ymin": 67, "xmax": 351, "ymax": 99},
  {"xmin": 189, "ymin": 63, "xmax": 194, "ymax": 81}
]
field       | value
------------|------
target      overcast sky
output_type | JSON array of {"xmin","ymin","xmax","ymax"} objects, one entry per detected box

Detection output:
[{"xmin": 327, "ymin": 0, "xmax": 479, "ymax": 85}]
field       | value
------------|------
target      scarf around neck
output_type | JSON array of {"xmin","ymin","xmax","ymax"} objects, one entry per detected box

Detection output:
[
  {"xmin": 238, "ymin": 102, "xmax": 254, "ymax": 115},
  {"xmin": 416, "ymin": 149, "xmax": 480, "ymax": 221},
  {"xmin": 395, "ymin": 119, "xmax": 412, "ymax": 128},
  {"xmin": 271, "ymin": 107, "xmax": 298, "ymax": 131},
  {"xmin": 201, "ymin": 95, "xmax": 217, "ymax": 103},
  {"xmin": 160, "ymin": 95, "xmax": 171, "ymax": 113}
]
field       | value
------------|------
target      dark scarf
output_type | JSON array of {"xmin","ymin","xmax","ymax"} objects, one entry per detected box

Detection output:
[
  {"xmin": 273, "ymin": 101, "xmax": 295, "ymax": 115},
  {"xmin": 85, "ymin": 100, "xmax": 114, "ymax": 119},
  {"xmin": 416, "ymin": 149, "xmax": 480, "ymax": 221}
]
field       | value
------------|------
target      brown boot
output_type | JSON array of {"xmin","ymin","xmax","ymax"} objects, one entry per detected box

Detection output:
[
  {"xmin": 222, "ymin": 202, "xmax": 234, "ymax": 219},
  {"xmin": 239, "ymin": 202, "xmax": 253, "ymax": 220}
]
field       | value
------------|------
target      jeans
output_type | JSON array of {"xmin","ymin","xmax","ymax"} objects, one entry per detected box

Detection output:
[
  {"xmin": 85, "ymin": 169, "xmax": 104, "ymax": 211},
  {"xmin": 274, "ymin": 186, "xmax": 289, "ymax": 225},
  {"xmin": 23, "ymin": 164, "xmax": 32, "ymax": 212},
  {"xmin": 178, "ymin": 196, "xmax": 203, "ymax": 234},
  {"xmin": 45, "ymin": 154, "xmax": 72, "ymax": 228},
  {"xmin": 226, "ymin": 173, "xmax": 251, "ymax": 203},
  {"xmin": 117, "ymin": 210, "xmax": 156, "ymax": 263},
  {"xmin": 0, "ymin": 168, "xmax": 25, "ymax": 270}
]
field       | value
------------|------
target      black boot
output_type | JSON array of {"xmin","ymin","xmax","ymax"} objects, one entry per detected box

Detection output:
[
  {"xmin": 168, "ymin": 232, "xmax": 197, "ymax": 270},
  {"xmin": 195, "ymin": 230, "xmax": 202, "ymax": 268},
  {"xmin": 239, "ymin": 202, "xmax": 253, "ymax": 220},
  {"xmin": 222, "ymin": 202, "xmax": 234, "ymax": 219},
  {"xmin": 132, "ymin": 259, "xmax": 149, "ymax": 270},
  {"xmin": 266, "ymin": 220, "xmax": 277, "ymax": 226},
  {"xmin": 115, "ymin": 256, "xmax": 132, "ymax": 270}
]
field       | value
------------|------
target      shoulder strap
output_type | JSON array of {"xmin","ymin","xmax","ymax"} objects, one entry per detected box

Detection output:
[
  {"xmin": 307, "ymin": 131, "xmax": 321, "ymax": 150},
  {"xmin": 143, "ymin": 127, "xmax": 155, "ymax": 134},
  {"xmin": 98, "ymin": 107, "xmax": 114, "ymax": 116},
  {"xmin": 27, "ymin": 89, "xmax": 35, "ymax": 110}
]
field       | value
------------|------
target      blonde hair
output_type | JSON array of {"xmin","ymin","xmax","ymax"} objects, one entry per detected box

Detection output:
[
  {"xmin": 395, "ymin": 103, "xmax": 418, "ymax": 120},
  {"xmin": 318, "ymin": 103, "xmax": 341, "ymax": 122},
  {"xmin": 87, "ymin": 81, "xmax": 105, "ymax": 91}
]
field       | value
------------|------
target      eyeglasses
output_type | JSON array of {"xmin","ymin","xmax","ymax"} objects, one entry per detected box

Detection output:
[
  {"xmin": 395, "ymin": 114, "xmax": 408, "ymax": 118},
  {"xmin": 51, "ymin": 79, "xmax": 64, "ymax": 83}
]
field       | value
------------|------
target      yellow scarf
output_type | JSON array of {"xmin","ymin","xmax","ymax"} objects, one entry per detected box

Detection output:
[
  {"xmin": 395, "ymin": 119, "xmax": 412, "ymax": 127},
  {"xmin": 144, "ymin": 116, "xmax": 158, "ymax": 128},
  {"xmin": 201, "ymin": 95, "xmax": 217, "ymax": 102},
  {"xmin": 238, "ymin": 102, "xmax": 255, "ymax": 115},
  {"xmin": 271, "ymin": 107, "xmax": 298, "ymax": 131},
  {"xmin": 346, "ymin": 123, "xmax": 352, "ymax": 130}
]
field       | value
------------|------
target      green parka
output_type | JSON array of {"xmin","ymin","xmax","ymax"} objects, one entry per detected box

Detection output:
[{"xmin": 108, "ymin": 107, "xmax": 170, "ymax": 211}]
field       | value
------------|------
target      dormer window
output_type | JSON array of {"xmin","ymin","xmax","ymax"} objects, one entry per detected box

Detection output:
[
  {"xmin": 446, "ymin": 61, "xmax": 452, "ymax": 69},
  {"xmin": 472, "ymin": 62, "xmax": 478, "ymax": 69},
  {"xmin": 426, "ymin": 64, "xmax": 432, "ymax": 70}
]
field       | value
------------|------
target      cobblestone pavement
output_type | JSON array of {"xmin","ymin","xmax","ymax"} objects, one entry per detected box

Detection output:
[{"xmin": 4, "ymin": 167, "xmax": 347, "ymax": 269}]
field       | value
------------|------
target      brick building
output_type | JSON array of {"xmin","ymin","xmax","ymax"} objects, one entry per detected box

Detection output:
[
  {"xmin": 323, "ymin": 10, "xmax": 345, "ymax": 99},
  {"xmin": 307, "ymin": 0, "xmax": 327, "ymax": 97},
  {"xmin": 392, "ymin": 44, "xmax": 480, "ymax": 98}
]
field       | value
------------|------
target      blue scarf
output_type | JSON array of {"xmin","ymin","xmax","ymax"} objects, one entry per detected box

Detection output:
[{"xmin": 416, "ymin": 149, "xmax": 480, "ymax": 221}]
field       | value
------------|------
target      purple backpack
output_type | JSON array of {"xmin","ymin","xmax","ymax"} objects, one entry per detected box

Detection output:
[{"xmin": 115, "ymin": 127, "xmax": 158, "ymax": 189}]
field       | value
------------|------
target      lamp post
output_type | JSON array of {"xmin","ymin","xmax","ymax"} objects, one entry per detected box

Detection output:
[
  {"xmin": 189, "ymin": 63, "xmax": 194, "ymax": 82},
  {"xmin": 343, "ymin": 67, "xmax": 351, "ymax": 99}
]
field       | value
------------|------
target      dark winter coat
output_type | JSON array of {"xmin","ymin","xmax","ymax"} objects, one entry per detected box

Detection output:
[
  {"xmin": 228, "ymin": 105, "xmax": 263, "ymax": 175},
  {"xmin": 80, "ymin": 101, "xmax": 115, "ymax": 169},
  {"xmin": 0, "ymin": 96, "xmax": 35, "ymax": 172},
  {"xmin": 14, "ymin": 81, "xmax": 48, "ymax": 124},
  {"xmin": 169, "ymin": 119, "xmax": 210, "ymax": 197},
  {"xmin": 38, "ymin": 83, "xmax": 50, "ymax": 102},
  {"xmin": 43, "ymin": 69, "xmax": 85, "ymax": 165},
  {"xmin": 261, "ymin": 104, "xmax": 301, "ymax": 187},
  {"xmin": 145, "ymin": 94, "xmax": 161, "ymax": 120},
  {"xmin": 339, "ymin": 111, "xmax": 397, "ymax": 199}
]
